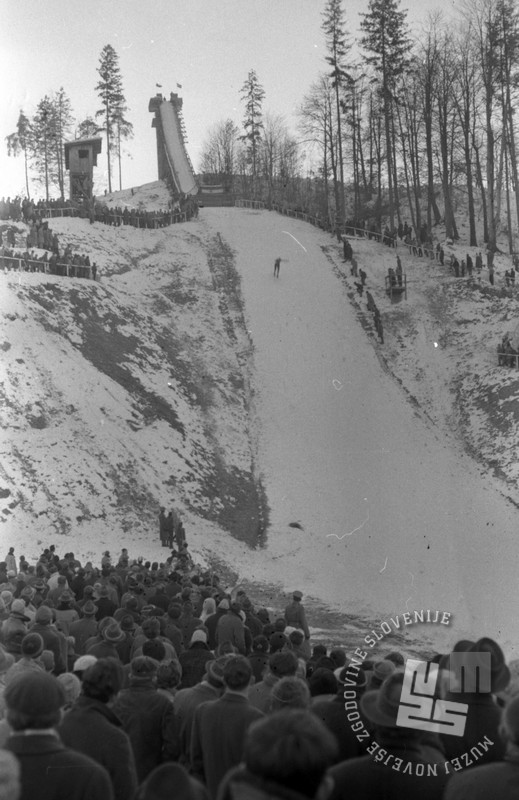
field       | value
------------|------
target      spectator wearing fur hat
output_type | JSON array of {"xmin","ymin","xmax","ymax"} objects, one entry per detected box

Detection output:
[
  {"xmin": 178, "ymin": 630, "xmax": 214, "ymax": 689},
  {"xmin": 327, "ymin": 672, "xmax": 448, "ymax": 800},
  {"xmin": 30, "ymin": 605, "xmax": 66, "ymax": 675},
  {"xmin": 312, "ymin": 666, "xmax": 370, "ymax": 763},
  {"xmin": 68, "ymin": 601, "xmax": 98, "ymax": 655},
  {"xmin": 217, "ymin": 710, "xmax": 338, "ymax": 800},
  {"xmin": 58, "ymin": 658, "xmax": 138, "ymax": 800},
  {"xmin": 216, "ymin": 602, "xmax": 246, "ymax": 656},
  {"xmin": 112, "ymin": 656, "xmax": 176, "ymax": 782},
  {"xmin": 172, "ymin": 656, "xmax": 229, "ymax": 766},
  {"xmin": 248, "ymin": 651, "xmax": 299, "ymax": 714},
  {"xmin": 439, "ymin": 637, "xmax": 510, "ymax": 766},
  {"xmin": 191, "ymin": 655, "xmax": 264, "ymax": 798},
  {"xmin": 4, "ymin": 671, "xmax": 113, "ymax": 800},
  {"xmin": 444, "ymin": 693, "xmax": 519, "ymax": 799}
]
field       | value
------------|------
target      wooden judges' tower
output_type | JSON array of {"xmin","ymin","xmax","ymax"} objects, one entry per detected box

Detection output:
[{"xmin": 64, "ymin": 138, "xmax": 102, "ymax": 201}]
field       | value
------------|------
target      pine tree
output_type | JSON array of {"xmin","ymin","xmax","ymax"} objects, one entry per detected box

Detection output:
[
  {"xmin": 360, "ymin": 0, "xmax": 411, "ymax": 230},
  {"xmin": 52, "ymin": 88, "xmax": 74, "ymax": 199},
  {"xmin": 5, "ymin": 111, "xmax": 32, "ymax": 197},
  {"xmin": 95, "ymin": 44, "xmax": 133, "ymax": 193},
  {"xmin": 30, "ymin": 95, "xmax": 58, "ymax": 200},
  {"xmin": 240, "ymin": 70, "xmax": 265, "ymax": 190},
  {"xmin": 322, "ymin": 0, "xmax": 350, "ymax": 231},
  {"xmin": 76, "ymin": 117, "xmax": 102, "ymax": 139}
]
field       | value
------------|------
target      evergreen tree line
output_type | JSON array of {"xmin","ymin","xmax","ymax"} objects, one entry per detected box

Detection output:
[
  {"xmin": 5, "ymin": 44, "xmax": 133, "ymax": 201},
  {"xmin": 200, "ymin": 0, "xmax": 519, "ymax": 257}
]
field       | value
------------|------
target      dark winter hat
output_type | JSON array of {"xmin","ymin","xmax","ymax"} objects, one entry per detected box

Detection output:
[
  {"xmin": 131, "ymin": 656, "xmax": 158, "ymax": 680},
  {"xmin": 292, "ymin": 591, "xmax": 303, "ymax": 600},
  {"xmin": 360, "ymin": 672, "xmax": 405, "ymax": 728},
  {"xmin": 441, "ymin": 637, "xmax": 510, "ymax": 693},
  {"xmin": 136, "ymin": 763, "xmax": 199, "ymax": 800},
  {"xmin": 35, "ymin": 605, "xmax": 53, "ymax": 624},
  {"xmin": 32, "ymin": 580, "xmax": 46, "ymax": 591},
  {"xmin": 59, "ymin": 591, "xmax": 74, "ymax": 604},
  {"xmin": 102, "ymin": 623, "xmax": 125, "ymax": 644},
  {"xmin": 5, "ymin": 671, "xmax": 65, "ymax": 716},
  {"xmin": 82, "ymin": 601, "xmax": 97, "ymax": 617},
  {"xmin": 120, "ymin": 614, "xmax": 135, "ymax": 632},
  {"xmin": 20, "ymin": 633, "xmax": 44, "ymax": 659},
  {"xmin": 269, "ymin": 632, "xmax": 289, "ymax": 653},
  {"xmin": 369, "ymin": 660, "xmax": 396, "ymax": 689}
]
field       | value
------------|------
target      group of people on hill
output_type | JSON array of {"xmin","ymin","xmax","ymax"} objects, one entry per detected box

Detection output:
[
  {"xmin": 0, "ymin": 541, "xmax": 517, "ymax": 800},
  {"xmin": 497, "ymin": 333, "xmax": 518, "ymax": 367}
]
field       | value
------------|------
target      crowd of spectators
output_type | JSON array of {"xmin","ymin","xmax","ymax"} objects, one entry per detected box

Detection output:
[
  {"xmin": 0, "ymin": 223, "xmax": 96, "ymax": 280},
  {"xmin": 0, "ymin": 542, "xmax": 516, "ymax": 800}
]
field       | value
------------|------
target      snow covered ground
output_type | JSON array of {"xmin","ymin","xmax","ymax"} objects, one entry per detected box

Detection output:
[{"xmin": 2, "ymin": 185, "xmax": 519, "ymax": 657}]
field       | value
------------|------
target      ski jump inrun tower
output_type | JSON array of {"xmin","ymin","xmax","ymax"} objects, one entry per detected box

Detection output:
[{"xmin": 148, "ymin": 92, "xmax": 199, "ymax": 197}]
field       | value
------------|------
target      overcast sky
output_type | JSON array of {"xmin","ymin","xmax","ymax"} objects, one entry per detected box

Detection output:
[{"xmin": 0, "ymin": 0, "xmax": 457, "ymax": 198}]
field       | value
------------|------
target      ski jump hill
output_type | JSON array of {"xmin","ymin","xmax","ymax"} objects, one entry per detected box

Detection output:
[{"xmin": 148, "ymin": 92, "xmax": 199, "ymax": 197}]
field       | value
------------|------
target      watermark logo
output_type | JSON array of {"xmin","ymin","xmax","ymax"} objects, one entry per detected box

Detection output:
[{"xmin": 396, "ymin": 653, "xmax": 492, "ymax": 736}]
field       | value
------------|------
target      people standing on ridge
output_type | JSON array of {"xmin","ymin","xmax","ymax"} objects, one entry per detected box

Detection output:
[{"xmin": 159, "ymin": 507, "xmax": 168, "ymax": 547}]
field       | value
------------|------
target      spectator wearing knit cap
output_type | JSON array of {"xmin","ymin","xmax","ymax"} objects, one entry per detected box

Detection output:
[
  {"xmin": 27, "ymin": 605, "xmax": 66, "ymax": 675},
  {"xmin": 172, "ymin": 656, "xmax": 230, "ymax": 766},
  {"xmin": 178, "ymin": 630, "xmax": 214, "ymax": 689},
  {"xmin": 58, "ymin": 658, "xmax": 138, "ymax": 800},
  {"xmin": 249, "ymin": 651, "xmax": 299, "ymax": 714},
  {"xmin": 191, "ymin": 655, "xmax": 264, "ymax": 799},
  {"xmin": 444, "ymin": 693, "xmax": 519, "ymax": 799},
  {"xmin": 270, "ymin": 676, "xmax": 311, "ymax": 712},
  {"xmin": 68, "ymin": 601, "xmax": 98, "ymax": 656},
  {"xmin": 4, "ymin": 634, "xmax": 44, "ymax": 686},
  {"xmin": 112, "ymin": 656, "xmax": 176, "ymax": 782},
  {"xmin": 4, "ymin": 671, "xmax": 113, "ymax": 800}
]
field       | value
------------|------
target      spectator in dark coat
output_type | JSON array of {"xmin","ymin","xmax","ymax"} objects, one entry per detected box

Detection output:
[
  {"xmin": 58, "ymin": 658, "xmax": 138, "ymax": 800},
  {"xmin": 135, "ymin": 763, "xmax": 208, "ymax": 800},
  {"xmin": 217, "ymin": 710, "xmax": 338, "ymax": 800},
  {"xmin": 179, "ymin": 630, "xmax": 214, "ymax": 688},
  {"xmin": 215, "ymin": 603, "xmax": 246, "ymax": 655},
  {"xmin": 248, "ymin": 651, "xmax": 299, "ymax": 713},
  {"xmin": 94, "ymin": 585, "xmax": 118, "ymax": 621},
  {"xmin": 172, "ymin": 657, "xmax": 228, "ymax": 767},
  {"xmin": 440, "ymin": 637, "xmax": 510, "ymax": 766},
  {"xmin": 312, "ymin": 667, "xmax": 370, "ymax": 762},
  {"xmin": 4, "ymin": 670, "xmax": 113, "ymax": 800},
  {"xmin": 190, "ymin": 655, "xmax": 264, "ymax": 798},
  {"xmin": 444, "ymin": 694, "xmax": 519, "ymax": 799},
  {"xmin": 204, "ymin": 599, "xmax": 229, "ymax": 650},
  {"xmin": 68, "ymin": 601, "xmax": 98, "ymax": 655},
  {"xmin": 247, "ymin": 636, "xmax": 270, "ymax": 684},
  {"xmin": 327, "ymin": 672, "xmax": 448, "ymax": 800},
  {"xmin": 86, "ymin": 621, "xmax": 125, "ymax": 660},
  {"xmin": 112, "ymin": 655, "xmax": 176, "ymax": 782},
  {"xmin": 163, "ymin": 604, "xmax": 184, "ymax": 654},
  {"xmin": 29, "ymin": 605, "xmax": 66, "ymax": 674}
]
